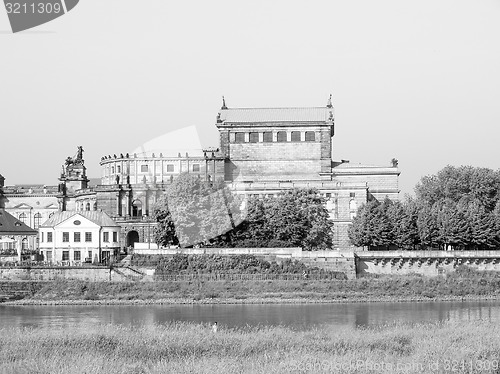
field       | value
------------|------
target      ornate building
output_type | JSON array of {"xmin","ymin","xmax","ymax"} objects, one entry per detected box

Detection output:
[{"xmin": 0, "ymin": 97, "xmax": 400, "ymax": 253}]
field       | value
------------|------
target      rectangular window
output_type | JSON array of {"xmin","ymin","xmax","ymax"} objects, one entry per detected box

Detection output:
[
  {"xmin": 141, "ymin": 165, "xmax": 148, "ymax": 172},
  {"xmin": 249, "ymin": 132, "xmax": 259, "ymax": 143},
  {"xmin": 305, "ymin": 131, "xmax": 315, "ymax": 142},
  {"xmin": 113, "ymin": 232, "xmax": 118, "ymax": 243},
  {"xmin": 87, "ymin": 251, "xmax": 92, "ymax": 262},
  {"xmin": 74, "ymin": 232, "xmax": 81, "ymax": 242},
  {"xmin": 85, "ymin": 232, "xmax": 92, "ymax": 242},
  {"xmin": 263, "ymin": 132, "xmax": 273, "ymax": 142},
  {"xmin": 117, "ymin": 166, "xmax": 121, "ymax": 173},
  {"xmin": 74, "ymin": 251, "xmax": 81, "ymax": 261},
  {"xmin": 62, "ymin": 232, "xmax": 69, "ymax": 243},
  {"xmin": 291, "ymin": 131, "xmax": 301, "ymax": 142},
  {"xmin": 192, "ymin": 164, "xmax": 200, "ymax": 172},
  {"xmin": 166, "ymin": 164, "xmax": 174, "ymax": 172},
  {"xmin": 62, "ymin": 251, "xmax": 69, "ymax": 261},
  {"xmin": 234, "ymin": 132, "xmax": 245, "ymax": 143},
  {"xmin": 47, "ymin": 232, "xmax": 53, "ymax": 243},
  {"xmin": 41, "ymin": 232, "xmax": 44, "ymax": 243},
  {"xmin": 277, "ymin": 131, "xmax": 287, "ymax": 142},
  {"xmin": 103, "ymin": 232, "xmax": 109, "ymax": 243},
  {"xmin": 350, "ymin": 192, "xmax": 356, "ymax": 198}
]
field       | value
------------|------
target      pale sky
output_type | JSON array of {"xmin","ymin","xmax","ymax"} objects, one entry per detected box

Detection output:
[{"xmin": 1, "ymin": 0, "xmax": 499, "ymax": 196}]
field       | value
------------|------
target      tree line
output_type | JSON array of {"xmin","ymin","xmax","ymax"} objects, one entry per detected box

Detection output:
[
  {"xmin": 349, "ymin": 166, "xmax": 500, "ymax": 250},
  {"xmin": 153, "ymin": 174, "xmax": 333, "ymax": 250}
]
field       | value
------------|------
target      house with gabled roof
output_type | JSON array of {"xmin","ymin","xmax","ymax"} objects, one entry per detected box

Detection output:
[
  {"xmin": 0, "ymin": 209, "xmax": 37, "ymax": 262},
  {"xmin": 39, "ymin": 211, "xmax": 120, "ymax": 264}
]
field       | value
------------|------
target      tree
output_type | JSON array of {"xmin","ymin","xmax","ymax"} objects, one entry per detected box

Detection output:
[
  {"xmin": 153, "ymin": 196, "xmax": 179, "ymax": 247},
  {"xmin": 465, "ymin": 200, "xmax": 498, "ymax": 250},
  {"xmin": 153, "ymin": 174, "xmax": 244, "ymax": 247},
  {"xmin": 348, "ymin": 198, "xmax": 394, "ymax": 249},
  {"xmin": 415, "ymin": 165, "xmax": 500, "ymax": 212},
  {"xmin": 228, "ymin": 188, "xmax": 334, "ymax": 250},
  {"xmin": 417, "ymin": 203, "xmax": 440, "ymax": 249},
  {"xmin": 348, "ymin": 200, "xmax": 376, "ymax": 247},
  {"xmin": 387, "ymin": 198, "xmax": 420, "ymax": 249}
]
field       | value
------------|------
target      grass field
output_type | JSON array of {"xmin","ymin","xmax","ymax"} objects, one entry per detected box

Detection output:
[
  {"xmin": 9, "ymin": 266, "xmax": 500, "ymax": 304},
  {"xmin": 1, "ymin": 321, "xmax": 499, "ymax": 373}
]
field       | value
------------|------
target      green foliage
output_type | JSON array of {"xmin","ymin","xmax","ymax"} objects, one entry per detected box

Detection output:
[
  {"xmin": 153, "ymin": 174, "xmax": 244, "ymax": 248},
  {"xmin": 131, "ymin": 254, "xmax": 309, "ymax": 275},
  {"xmin": 350, "ymin": 165, "xmax": 500, "ymax": 250},
  {"xmin": 153, "ymin": 176, "xmax": 332, "ymax": 250}
]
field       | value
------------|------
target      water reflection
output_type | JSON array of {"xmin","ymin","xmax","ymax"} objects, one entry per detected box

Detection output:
[{"xmin": 1, "ymin": 301, "xmax": 500, "ymax": 330}]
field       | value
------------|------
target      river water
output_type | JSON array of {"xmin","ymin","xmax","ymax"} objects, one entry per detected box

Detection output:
[{"xmin": 1, "ymin": 300, "xmax": 500, "ymax": 330}]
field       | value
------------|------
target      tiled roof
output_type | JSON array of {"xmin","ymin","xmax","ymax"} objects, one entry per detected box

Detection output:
[
  {"xmin": 219, "ymin": 107, "xmax": 333, "ymax": 123},
  {"xmin": 41, "ymin": 211, "xmax": 120, "ymax": 228},
  {"xmin": 0, "ymin": 209, "xmax": 37, "ymax": 236}
]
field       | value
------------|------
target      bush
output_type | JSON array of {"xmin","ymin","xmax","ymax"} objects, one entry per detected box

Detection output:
[{"xmin": 130, "ymin": 254, "xmax": 338, "ymax": 277}]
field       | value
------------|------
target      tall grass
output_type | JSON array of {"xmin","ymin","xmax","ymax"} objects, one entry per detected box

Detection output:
[
  {"xmin": 21, "ymin": 269, "xmax": 500, "ymax": 304},
  {"xmin": 1, "ymin": 322, "xmax": 499, "ymax": 373}
]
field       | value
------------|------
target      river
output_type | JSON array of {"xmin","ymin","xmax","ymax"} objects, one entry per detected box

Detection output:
[{"xmin": 2, "ymin": 300, "xmax": 500, "ymax": 330}]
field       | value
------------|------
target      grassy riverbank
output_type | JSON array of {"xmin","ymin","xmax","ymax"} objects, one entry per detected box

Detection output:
[
  {"xmin": 6, "ymin": 267, "xmax": 500, "ymax": 305},
  {"xmin": 1, "ymin": 322, "xmax": 500, "ymax": 373}
]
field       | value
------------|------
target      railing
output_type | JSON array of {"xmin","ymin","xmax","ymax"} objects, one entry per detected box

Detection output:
[
  {"xmin": 0, "ymin": 261, "xmax": 106, "ymax": 267},
  {"xmin": 154, "ymin": 272, "xmax": 347, "ymax": 281}
]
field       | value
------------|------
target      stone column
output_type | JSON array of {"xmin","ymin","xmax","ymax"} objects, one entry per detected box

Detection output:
[{"xmin": 116, "ymin": 192, "xmax": 121, "ymax": 216}]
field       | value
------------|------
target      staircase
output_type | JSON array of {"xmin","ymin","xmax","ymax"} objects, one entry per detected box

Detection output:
[{"xmin": 111, "ymin": 265, "xmax": 147, "ymax": 281}]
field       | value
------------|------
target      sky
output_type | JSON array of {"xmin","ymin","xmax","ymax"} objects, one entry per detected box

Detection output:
[{"xmin": 1, "ymin": 0, "xmax": 499, "ymax": 196}]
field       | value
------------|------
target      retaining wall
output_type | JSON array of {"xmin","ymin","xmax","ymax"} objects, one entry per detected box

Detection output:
[
  {"xmin": 356, "ymin": 251, "xmax": 500, "ymax": 277},
  {"xmin": 0, "ymin": 267, "xmax": 112, "ymax": 281}
]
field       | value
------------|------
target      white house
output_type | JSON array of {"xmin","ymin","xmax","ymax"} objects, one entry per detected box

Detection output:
[{"xmin": 39, "ymin": 211, "xmax": 121, "ymax": 264}]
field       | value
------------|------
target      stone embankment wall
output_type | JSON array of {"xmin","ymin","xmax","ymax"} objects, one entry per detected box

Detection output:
[
  {"xmin": 3, "ymin": 250, "xmax": 500, "ymax": 283},
  {"xmin": 356, "ymin": 251, "xmax": 500, "ymax": 277},
  {"xmin": 134, "ymin": 247, "xmax": 357, "ymax": 279},
  {"xmin": 0, "ymin": 267, "xmax": 112, "ymax": 281}
]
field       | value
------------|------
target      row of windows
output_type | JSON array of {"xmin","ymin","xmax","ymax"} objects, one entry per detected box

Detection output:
[
  {"xmin": 234, "ymin": 131, "xmax": 316, "ymax": 143},
  {"xmin": 18, "ymin": 212, "xmax": 55, "ymax": 229},
  {"xmin": 42, "ymin": 231, "xmax": 117, "ymax": 243},
  {"xmin": 61, "ymin": 250, "xmax": 93, "ymax": 261},
  {"xmin": 108, "ymin": 164, "xmax": 200, "ymax": 174}
]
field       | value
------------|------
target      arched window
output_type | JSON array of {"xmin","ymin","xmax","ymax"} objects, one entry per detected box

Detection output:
[
  {"xmin": 305, "ymin": 131, "xmax": 315, "ymax": 142},
  {"xmin": 86, "ymin": 202, "xmax": 91, "ymax": 211},
  {"xmin": 49, "ymin": 212, "xmax": 55, "ymax": 219},
  {"xmin": 18, "ymin": 213, "xmax": 27, "ymax": 224},
  {"xmin": 93, "ymin": 202, "xmax": 97, "ymax": 211},
  {"xmin": 34, "ymin": 213, "xmax": 42, "ymax": 229},
  {"xmin": 277, "ymin": 131, "xmax": 287, "ymax": 142},
  {"xmin": 132, "ymin": 200, "xmax": 143, "ymax": 217},
  {"xmin": 21, "ymin": 238, "xmax": 28, "ymax": 251}
]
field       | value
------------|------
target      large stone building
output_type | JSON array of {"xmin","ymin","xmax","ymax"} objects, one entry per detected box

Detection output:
[{"xmin": 0, "ymin": 97, "xmax": 400, "ymax": 253}]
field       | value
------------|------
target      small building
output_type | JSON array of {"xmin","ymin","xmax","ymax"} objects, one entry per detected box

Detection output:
[
  {"xmin": 0, "ymin": 208, "xmax": 37, "ymax": 262},
  {"xmin": 39, "ymin": 211, "xmax": 120, "ymax": 264}
]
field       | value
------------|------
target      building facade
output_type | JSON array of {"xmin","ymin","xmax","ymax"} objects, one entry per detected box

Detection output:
[
  {"xmin": 0, "ymin": 97, "xmax": 400, "ymax": 251},
  {"xmin": 39, "ymin": 211, "xmax": 121, "ymax": 264}
]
